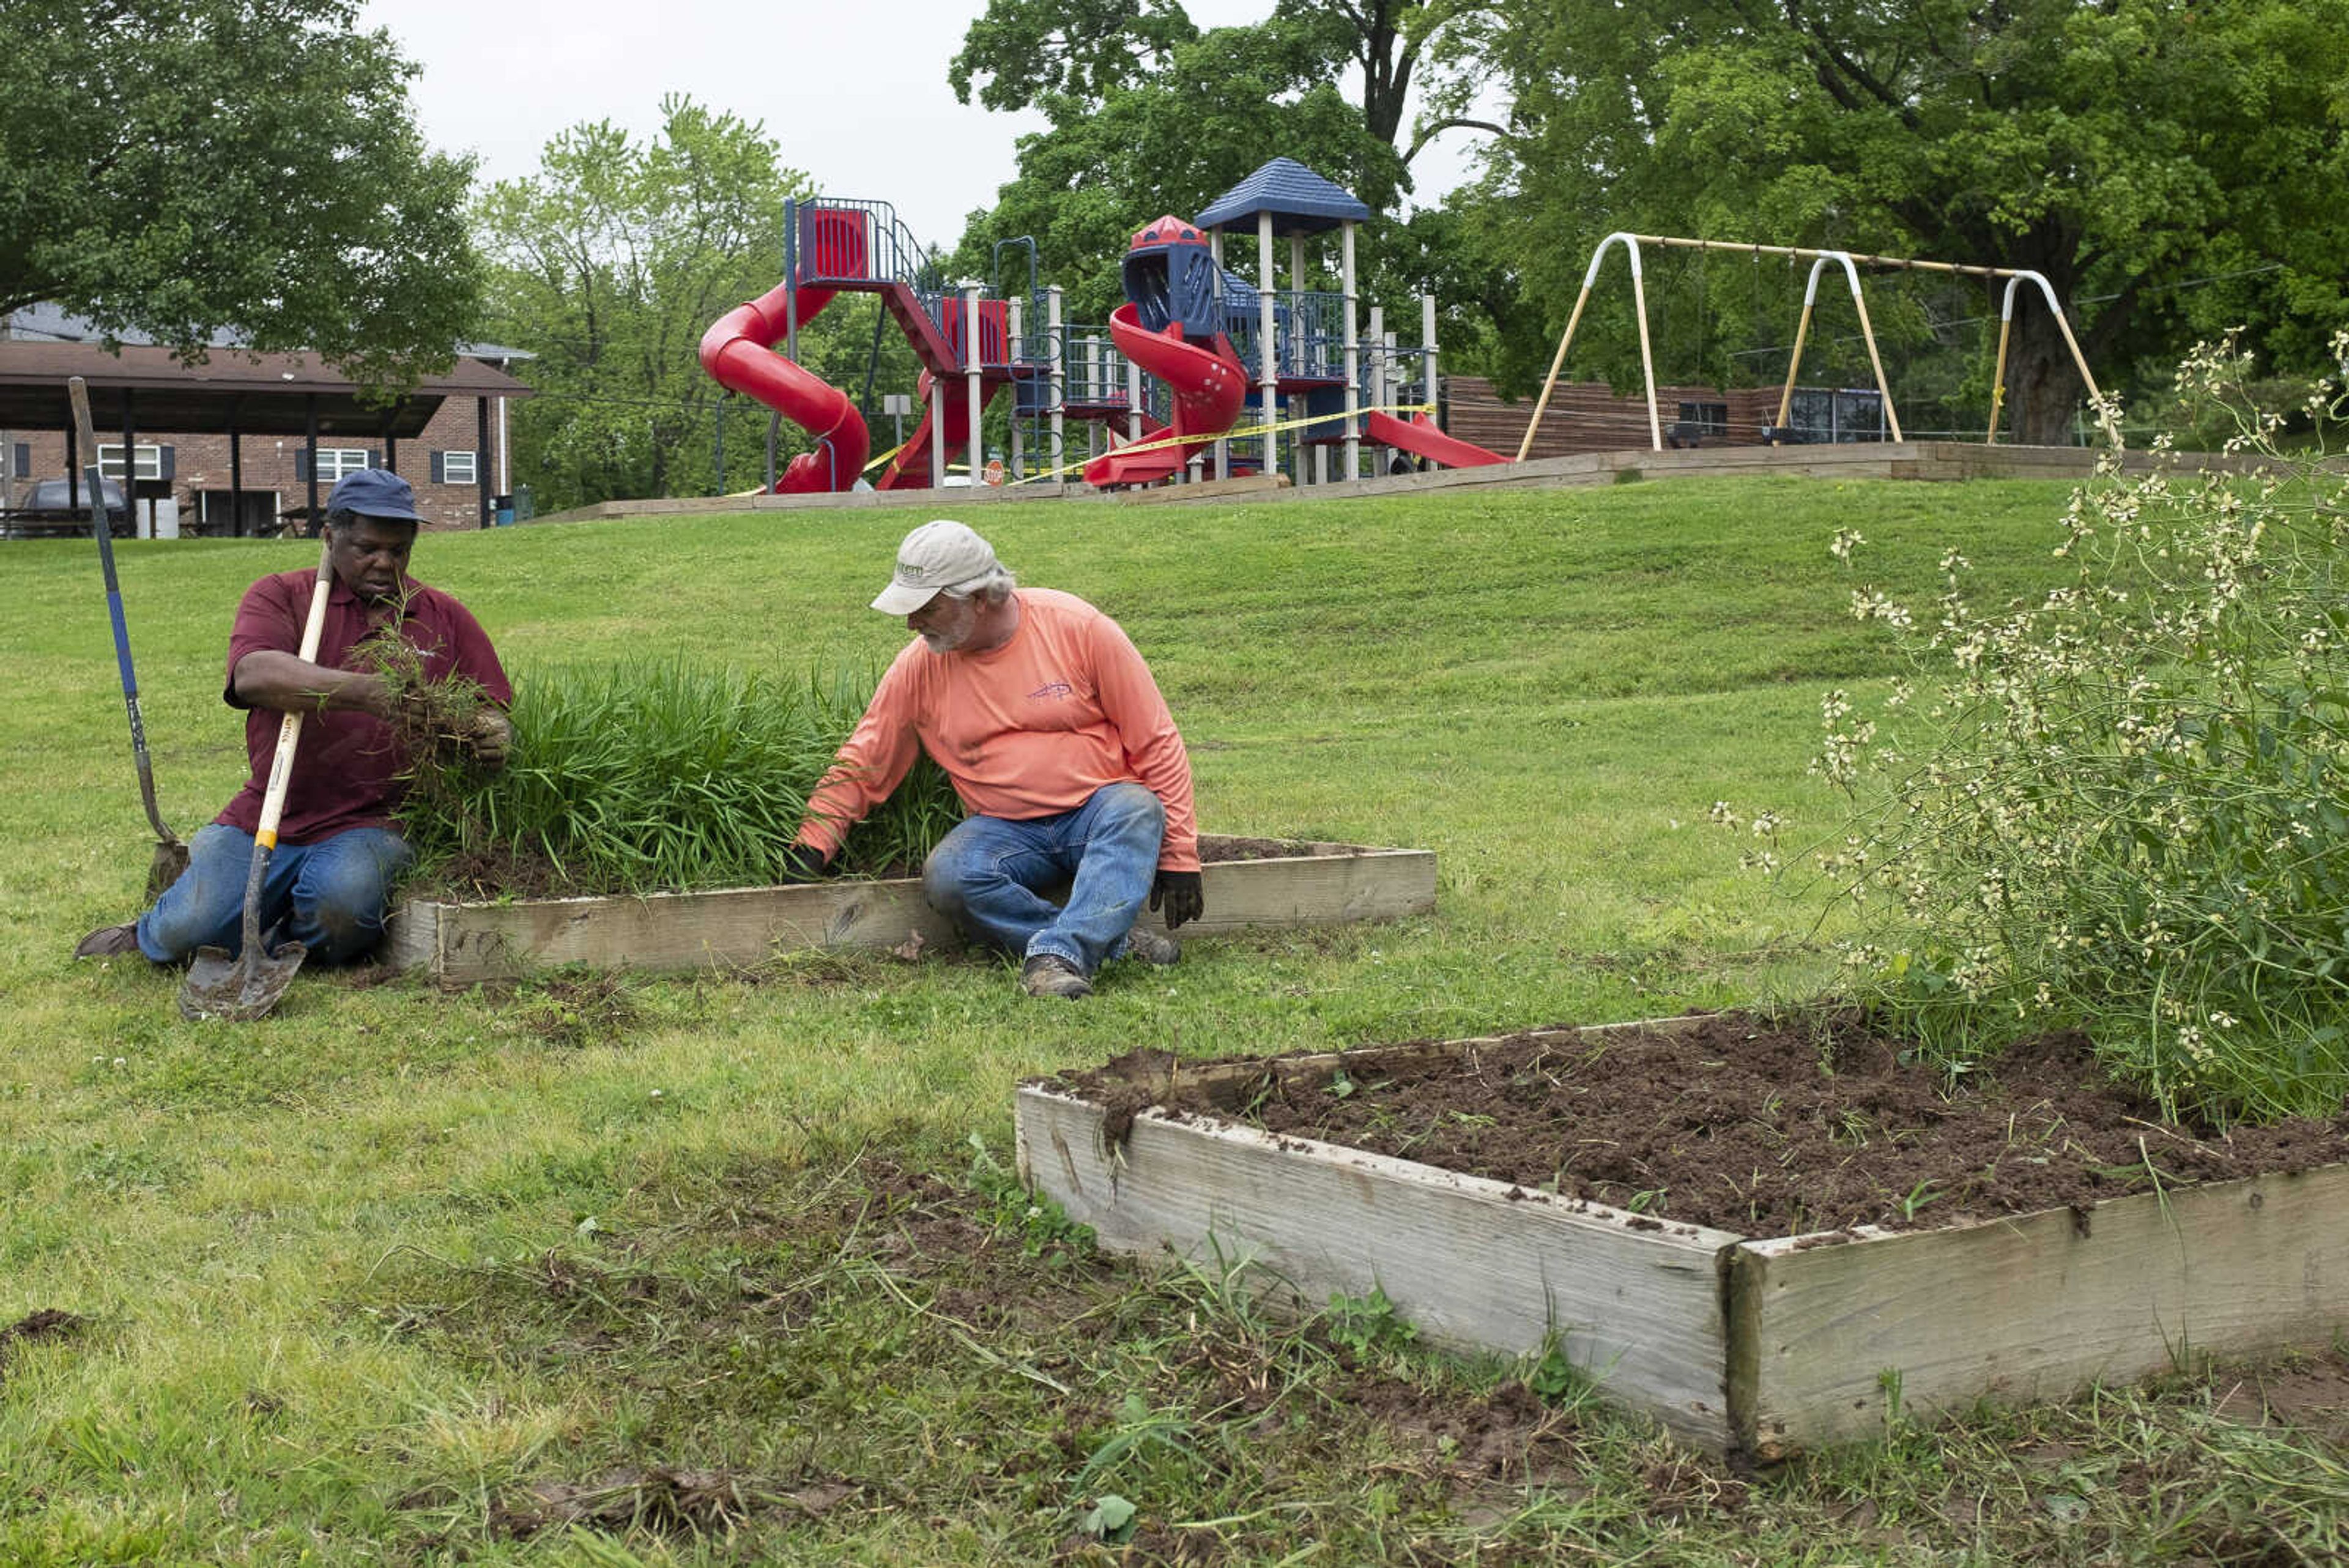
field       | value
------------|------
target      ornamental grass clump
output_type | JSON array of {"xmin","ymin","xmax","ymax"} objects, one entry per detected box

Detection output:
[
  {"xmin": 1738, "ymin": 331, "xmax": 2349, "ymax": 1123},
  {"xmin": 395, "ymin": 658, "xmax": 963, "ymax": 897}
]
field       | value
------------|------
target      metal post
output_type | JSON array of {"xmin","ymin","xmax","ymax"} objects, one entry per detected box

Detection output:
[
  {"xmin": 963, "ymin": 283, "xmax": 983, "ymax": 491},
  {"xmin": 714, "ymin": 395, "xmax": 725, "ymax": 491},
  {"xmin": 1291, "ymin": 232, "xmax": 1308, "ymax": 486},
  {"xmin": 782, "ymin": 198, "xmax": 799, "ymax": 364},
  {"xmin": 1008, "ymin": 294, "xmax": 1025, "ymax": 481},
  {"xmin": 1257, "ymin": 212, "xmax": 1277, "ymax": 484},
  {"xmin": 1047, "ymin": 285, "xmax": 1065, "ymax": 487},
  {"xmin": 1368, "ymin": 305, "xmax": 1385, "ymax": 467},
  {"xmin": 1422, "ymin": 294, "xmax": 1439, "ymax": 433},
  {"xmin": 1341, "ymin": 221, "xmax": 1359, "ymax": 481},
  {"xmin": 765, "ymin": 413, "xmax": 778, "ymax": 492},
  {"xmin": 1126, "ymin": 358, "xmax": 1143, "ymax": 445},
  {"xmin": 930, "ymin": 368, "xmax": 948, "ymax": 492}
]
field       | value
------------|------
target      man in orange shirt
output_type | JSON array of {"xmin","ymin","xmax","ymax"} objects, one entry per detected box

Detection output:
[{"xmin": 787, "ymin": 520, "xmax": 1203, "ymax": 998}]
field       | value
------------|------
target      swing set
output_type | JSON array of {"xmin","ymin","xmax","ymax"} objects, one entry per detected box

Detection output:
[{"xmin": 1515, "ymin": 232, "xmax": 2121, "ymax": 459}]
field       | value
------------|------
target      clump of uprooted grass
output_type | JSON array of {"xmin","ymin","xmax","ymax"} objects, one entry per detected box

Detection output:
[{"xmin": 395, "ymin": 658, "xmax": 963, "ymax": 897}]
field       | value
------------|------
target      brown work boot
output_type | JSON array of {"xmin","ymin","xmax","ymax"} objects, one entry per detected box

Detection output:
[
  {"xmin": 1020, "ymin": 953, "xmax": 1093, "ymax": 1000},
  {"xmin": 74, "ymin": 922, "xmax": 143, "ymax": 960},
  {"xmin": 1121, "ymin": 924, "xmax": 1181, "ymax": 967}
]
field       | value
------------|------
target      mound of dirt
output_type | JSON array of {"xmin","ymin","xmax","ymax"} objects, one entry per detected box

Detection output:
[{"xmin": 1048, "ymin": 1013, "xmax": 2349, "ymax": 1238}]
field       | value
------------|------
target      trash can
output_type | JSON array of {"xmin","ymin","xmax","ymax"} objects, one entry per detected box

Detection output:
[{"xmin": 492, "ymin": 493, "xmax": 515, "ymax": 527}]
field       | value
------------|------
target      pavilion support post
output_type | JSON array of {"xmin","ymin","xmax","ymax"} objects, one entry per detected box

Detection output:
[
  {"xmin": 229, "ymin": 406, "xmax": 243, "ymax": 537},
  {"xmin": 305, "ymin": 395, "xmax": 320, "ymax": 534},
  {"xmin": 478, "ymin": 396, "xmax": 494, "ymax": 527},
  {"xmin": 122, "ymin": 389, "xmax": 138, "ymax": 537}
]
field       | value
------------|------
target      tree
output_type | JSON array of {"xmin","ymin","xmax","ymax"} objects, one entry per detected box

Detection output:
[
  {"xmin": 1461, "ymin": 0, "xmax": 2349, "ymax": 443},
  {"xmin": 473, "ymin": 97, "xmax": 880, "ymax": 510},
  {"xmin": 945, "ymin": 0, "xmax": 1509, "ymax": 322},
  {"xmin": 0, "ymin": 0, "xmax": 481, "ymax": 388}
]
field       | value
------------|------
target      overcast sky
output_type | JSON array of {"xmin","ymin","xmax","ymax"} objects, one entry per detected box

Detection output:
[{"xmin": 354, "ymin": 0, "xmax": 1488, "ymax": 251}]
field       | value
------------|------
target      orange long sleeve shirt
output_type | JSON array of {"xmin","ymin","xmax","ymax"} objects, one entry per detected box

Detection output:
[{"xmin": 798, "ymin": 589, "xmax": 1200, "ymax": 871}]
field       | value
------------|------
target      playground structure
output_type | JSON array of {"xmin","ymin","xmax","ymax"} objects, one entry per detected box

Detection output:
[
  {"xmin": 1515, "ymin": 232, "xmax": 2123, "ymax": 458},
  {"xmin": 699, "ymin": 158, "xmax": 1508, "ymax": 496},
  {"xmin": 701, "ymin": 166, "xmax": 2123, "ymax": 497}
]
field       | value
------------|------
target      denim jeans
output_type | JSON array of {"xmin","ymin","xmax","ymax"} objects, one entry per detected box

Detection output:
[
  {"xmin": 921, "ymin": 782, "xmax": 1165, "ymax": 975},
  {"xmin": 136, "ymin": 821, "xmax": 413, "ymax": 965}
]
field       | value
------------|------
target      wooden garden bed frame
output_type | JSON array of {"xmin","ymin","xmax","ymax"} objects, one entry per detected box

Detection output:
[
  {"xmin": 1014, "ymin": 1019, "xmax": 2349, "ymax": 1460},
  {"xmin": 382, "ymin": 834, "xmax": 1436, "ymax": 984}
]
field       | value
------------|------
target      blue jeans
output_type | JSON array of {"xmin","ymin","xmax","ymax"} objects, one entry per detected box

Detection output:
[
  {"xmin": 136, "ymin": 822, "xmax": 413, "ymax": 965},
  {"xmin": 922, "ymin": 782, "xmax": 1165, "ymax": 975}
]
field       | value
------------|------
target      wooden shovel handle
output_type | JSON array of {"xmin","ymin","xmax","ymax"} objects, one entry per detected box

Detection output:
[{"xmin": 251, "ymin": 541, "xmax": 336, "ymax": 852}]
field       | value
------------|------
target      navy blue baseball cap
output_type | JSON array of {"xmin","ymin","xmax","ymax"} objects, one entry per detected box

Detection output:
[{"xmin": 327, "ymin": 467, "xmax": 425, "ymax": 522}]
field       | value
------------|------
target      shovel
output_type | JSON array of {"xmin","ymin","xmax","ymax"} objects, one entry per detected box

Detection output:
[
  {"xmin": 178, "ymin": 539, "xmax": 336, "ymax": 1022},
  {"xmin": 69, "ymin": 376, "xmax": 188, "ymax": 899}
]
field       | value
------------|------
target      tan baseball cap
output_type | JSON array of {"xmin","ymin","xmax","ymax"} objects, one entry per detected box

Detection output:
[{"xmin": 870, "ymin": 519, "xmax": 1001, "ymax": 614}]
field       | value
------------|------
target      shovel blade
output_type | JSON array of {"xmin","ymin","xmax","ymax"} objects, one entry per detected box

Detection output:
[
  {"xmin": 146, "ymin": 838, "xmax": 191, "ymax": 903},
  {"xmin": 178, "ymin": 937, "xmax": 309, "ymax": 1022}
]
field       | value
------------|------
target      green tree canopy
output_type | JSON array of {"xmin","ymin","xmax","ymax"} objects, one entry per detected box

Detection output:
[
  {"xmin": 475, "ymin": 96, "xmax": 905, "ymax": 510},
  {"xmin": 0, "ymin": 0, "xmax": 481, "ymax": 388},
  {"xmin": 1460, "ymin": 0, "xmax": 2349, "ymax": 442},
  {"xmin": 946, "ymin": 0, "xmax": 1499, "ymax": 322}
]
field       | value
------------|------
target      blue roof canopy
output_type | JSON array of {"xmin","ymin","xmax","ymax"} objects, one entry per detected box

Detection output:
[{"xmin": 1195, "ymin": 157, "xmax": 1370, "ymax": 237}]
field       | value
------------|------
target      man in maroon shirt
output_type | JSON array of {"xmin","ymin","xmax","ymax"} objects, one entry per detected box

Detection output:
[{"xmin": 76, "ymin": 469, "xmax": 512, "ymax": 966}]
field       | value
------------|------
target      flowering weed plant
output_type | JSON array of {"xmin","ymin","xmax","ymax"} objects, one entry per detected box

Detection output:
[{"xmin": 1742, "ymin": 332, "xmax": 2349, "ymax": 1121}]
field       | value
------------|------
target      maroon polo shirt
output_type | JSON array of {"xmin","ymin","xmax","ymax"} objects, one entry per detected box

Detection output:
[{"xmin": 217, "ymin": 570, "xmax": 511, "ymax": 845}]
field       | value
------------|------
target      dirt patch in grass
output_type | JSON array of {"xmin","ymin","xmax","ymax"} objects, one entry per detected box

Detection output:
[
  {"xmin": 1052, "ymin": 1012, "xmax": 2349, "ymax": 1237},
  {"xmin": 2210, "ymin": 1349, "xmax": 2349, "ymax": 1444},
  {"xmin": 0, "ymin": 1308, "xmax": 87, "ymax": 1383},
  {"xmin": 488, "ymin": 1465, "xmax": 858, "ymax": 1540}
]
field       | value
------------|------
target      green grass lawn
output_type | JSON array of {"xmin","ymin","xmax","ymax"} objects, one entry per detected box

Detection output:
[{"xmin": 3, "ymin": 478, "xmax": 2341, "ymax": 1565}]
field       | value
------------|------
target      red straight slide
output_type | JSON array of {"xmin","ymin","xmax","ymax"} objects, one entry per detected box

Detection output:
[
  {"xmin": 699, "ymin": 280, "xmax": 870, "ymax": 493},
  {"xmin": 1082, "ymin": 304, "xmax": 1249, "ymax": 488},
  {"xmin": 1366, "ymin": 409, "xmax": 1508, "ymax": 469}
]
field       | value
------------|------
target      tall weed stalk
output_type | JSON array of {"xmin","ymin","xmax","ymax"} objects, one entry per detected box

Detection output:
[
  {"xmin": 398, "ymin": 659, "xmax": 963, "ymax": 897},
  {"xmin": 1737, "ymin": 331, "xmax": 2349, "ymax": 1121}
]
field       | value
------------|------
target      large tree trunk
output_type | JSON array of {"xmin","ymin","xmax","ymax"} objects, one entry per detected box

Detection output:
[{"xmin": 2002, "ymin": 297, "xmax": 2090, "ymax": 447}]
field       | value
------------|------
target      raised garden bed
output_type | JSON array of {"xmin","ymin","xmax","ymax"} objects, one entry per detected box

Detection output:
[
  {"xmin": 1014, "ymin": 1015, "xmax": 2349, "ymax": 1460},
  {"xmin": 383, "ymin": 834, "xmax": 1435, "ymax": 984}
]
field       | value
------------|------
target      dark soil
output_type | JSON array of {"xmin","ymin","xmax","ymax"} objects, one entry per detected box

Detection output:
[
  {"xmin": 0, "ymin": 1308, "xmax": 87, "ymax": 1384},
  {"xmin": 1048, "ymin": 1012, "xmax": 2349, "ymax": 1239},
  {"xmin": 405, "ymin": 832, "xmax": 1341, "ymax": 904}
]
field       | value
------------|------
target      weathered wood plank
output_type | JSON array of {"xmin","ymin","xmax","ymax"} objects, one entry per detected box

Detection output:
[
  {"xmin": 1016, "ymin": 1084, "xmax": 1746, "ymax": 1451},
  {"xmin": 384, "ymin": 837, "xmax": 1436, "ymax": 983},
  {"xmin": 1113, "ymin": 474, "xmax": 1292, "ymax": 505},
  {"xmin": 1734, "ymin": 1162, "xmax": 2349, "ymax": 1458}
]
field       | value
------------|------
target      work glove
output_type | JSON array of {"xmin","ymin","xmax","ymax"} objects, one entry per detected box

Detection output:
[
  {"xmin": 1149, "ymin": 869, "xmax": 1205, "ymax": 930},
  {"xmin": 779, "ymin": 844, "xmax": 830, "ymax": 883}
]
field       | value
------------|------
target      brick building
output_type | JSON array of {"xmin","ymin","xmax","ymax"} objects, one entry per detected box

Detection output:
[{"xmin": 0, "ymin": 305, "xmax": 530, "ymax": 537}]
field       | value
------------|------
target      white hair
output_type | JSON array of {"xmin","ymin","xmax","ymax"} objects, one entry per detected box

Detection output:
[{"xmin": 941, "ymin": 565, "xmax": 1017, "ymax": 604}]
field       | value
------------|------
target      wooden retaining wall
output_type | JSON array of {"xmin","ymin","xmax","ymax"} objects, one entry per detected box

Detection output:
[
  {"xmin": 1015, "ymin": 1024, "xmax": 2349, "ymax": 1459},
  {"xmin": 384, "ymin": 836, "xmax": 1436, "ymax": 984}
]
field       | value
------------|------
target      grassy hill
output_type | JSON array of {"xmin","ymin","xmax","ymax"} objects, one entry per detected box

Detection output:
[{"xmin": 4, "ymin": 478, "xmax": 2337, "ymax": 1564}]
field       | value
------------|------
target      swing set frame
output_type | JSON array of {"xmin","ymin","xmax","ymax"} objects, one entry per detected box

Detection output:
[{"xmin": 1514, "ymin": 232, "xmax": 2121, "ymax": 460}]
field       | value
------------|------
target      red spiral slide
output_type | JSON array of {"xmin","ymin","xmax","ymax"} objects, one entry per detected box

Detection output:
[
  {"xmin": 697, "ymin": 281, "xmax": 871, "ymax": 493},
  {"xmin": 1082, "ymin": 305, "xmax": 1250, "ymax": 488}
]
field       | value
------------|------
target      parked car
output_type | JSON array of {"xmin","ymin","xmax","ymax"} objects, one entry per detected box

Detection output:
[{"xmin": 2, "ymin": 476, "xmax": 128, "ymax": 538}]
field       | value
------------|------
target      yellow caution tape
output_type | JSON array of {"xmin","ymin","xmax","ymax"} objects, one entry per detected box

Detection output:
[{"xmin": 1008, "ymin": 402, "xmax": 1437, "ymax": 485}]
